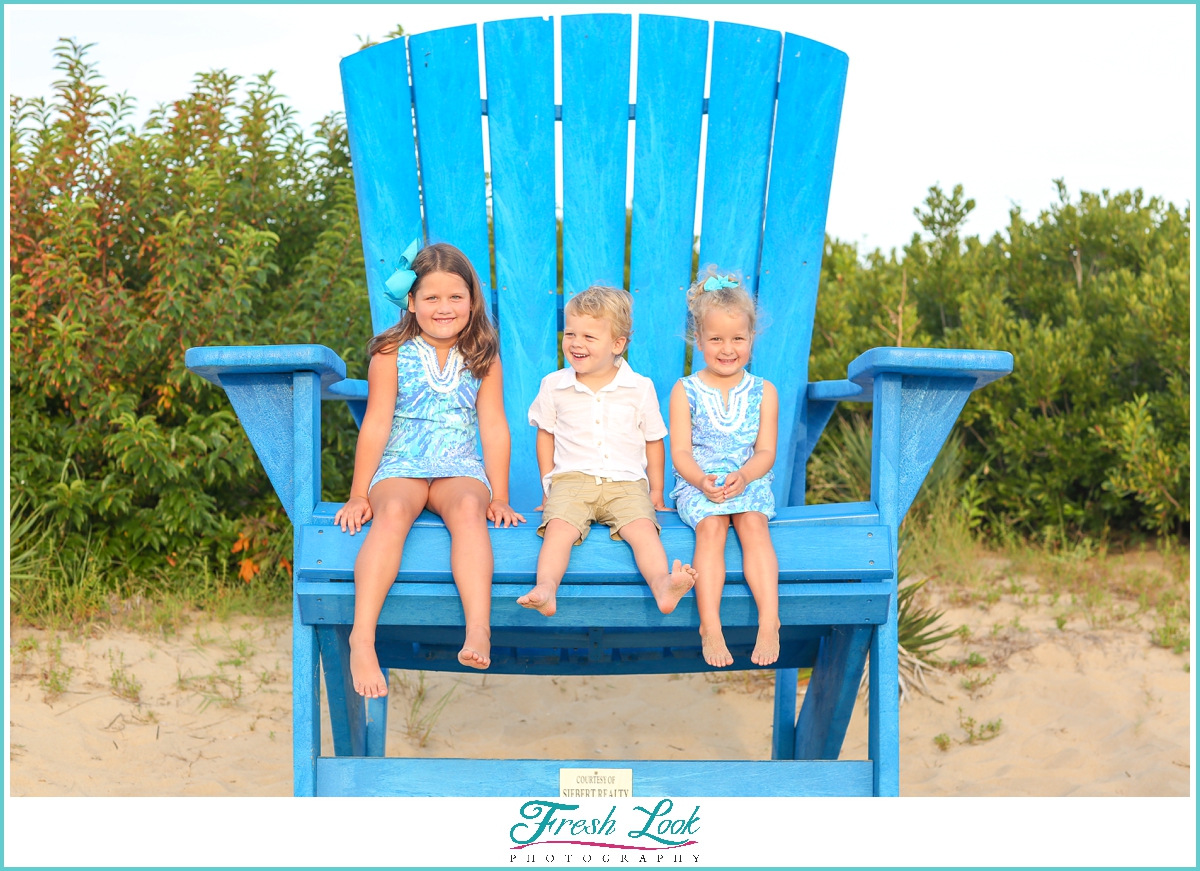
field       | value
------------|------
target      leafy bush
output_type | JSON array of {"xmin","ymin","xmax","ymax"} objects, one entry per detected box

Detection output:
[
  {"xmin": 811, "ymin": 182, "xmax": 1190, "ymax": 542},
  {"xmin": 10, "ymin": 40, "xmax": 370, "ymax": 584}
]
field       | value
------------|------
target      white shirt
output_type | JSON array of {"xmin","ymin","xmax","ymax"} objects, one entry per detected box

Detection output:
[{"xmin": 528, "ymin": 358, "xmax": 668, "ymax": 493}]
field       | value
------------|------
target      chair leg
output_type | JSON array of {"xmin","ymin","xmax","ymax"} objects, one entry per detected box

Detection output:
[
  {"xmin": 868, "ymin": 604, "xmax": 900, "ymax": 796},
  {"xmin": 771, "ymin": 668, "xmax": 798, "ymax": 759},
  {"xmin": 293, "ymin": 601, "xmax": 321, "ymax": 796},
  {"xmin": 316, "ymin": 625, "xmax": 367, "ymax": 757},
  {"xmin": 794, "ymin": 626, "xmax": 872, "ymax": 759},
  {"xmin": 366, "ymin": 671, "xmax": 389, "ymax": 757}
]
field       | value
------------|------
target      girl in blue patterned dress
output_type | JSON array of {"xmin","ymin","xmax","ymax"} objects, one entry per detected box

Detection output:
[
  {"xmin": 669, "ymin": 270, "xmax": 780, "ymax": 669},
  {"xmin": 334, "ymin": 243, "xmax": 525, "ymax": 695}
]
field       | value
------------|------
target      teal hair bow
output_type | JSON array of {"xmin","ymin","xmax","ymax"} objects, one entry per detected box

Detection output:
[
  {"xmin": 702, "ymin": 274, "xmax": 739, "ymax": 291},
  {"xmin": 382, "ymin": 238, "xmax": 422, "ymax": 306}
]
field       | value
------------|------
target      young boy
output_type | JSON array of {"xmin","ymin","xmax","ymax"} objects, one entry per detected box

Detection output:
[{"xmin": 517, "ymin": 286, "xmax": 697, "ymax": 617}]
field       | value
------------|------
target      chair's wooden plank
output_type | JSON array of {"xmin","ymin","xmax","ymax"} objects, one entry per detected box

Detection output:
[
  {"xmin": 292, "ymin": 599, "xmax": 321, "ymax": 796},
  {"xmin": 627, "ymin": 14, "xmax": 708, "ymax": 440},
  {"xmin": 483, "ymin": 17, "xmax": 559, "ymax": 511},
  {"xmin": 340, "ymin": 40, "xmax": 425, "ymax": 335},
  {"xmin": 409, "ymin": 25, "xmax": 492, "ymax": 300},
  {"xmin": 315, "ymin": 625, "xmax": 366, "ymax": 757},
  {"xmin": 755, "ymin": 35, "xmax": 848, "ymax": 507},
  {"xmin": 297, "ymin": 580, "xmax": 892, "ymax": 628},
  {"xmin": 870, "ymin": 372, "xmax": 902, "ymax": 797},
  {"xmin": 561, "ymin": 13, "xmax": 632, "ymax": 298},
  {"xmin": 371, "ymin": 623, "xmax": 829, "ymax": 651},
  {"xmin": 296, "ymin": 523, "xmax": 892, "ymax": 584},
  {"xmin": 772, "ymin": 668, "xmax": 799, "ymax": 759},
  {"xmin": 794, "ymin": 624, "xmax": 872, "ymax": 759},
  {"xmin": 365, "ymin": 679, "xmax": 388, "ymax": 757},
  {"xmin": 316, "ymin": 757, "xmax": 873, "ymax": 797},
  {"xmin": 373, "ymin": 635, "xmax": 823, "ymax": 675},
  {"xmin": 312, "ymin": 499, "xmax": 880, "ymax": 526},
  {"xmin": 698, "ymin": 22, "xmax": 781, "ymax": 294}
]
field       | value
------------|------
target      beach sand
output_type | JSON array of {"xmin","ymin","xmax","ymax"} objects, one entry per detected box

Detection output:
[{"xmin": 8, "ymin": 594, "xmax": 1191, "ymax": 797}]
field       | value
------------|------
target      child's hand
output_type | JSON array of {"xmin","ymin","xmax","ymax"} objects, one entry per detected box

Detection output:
[
  {"xmin": 722, "ymin": 471, "xmax": 748, "ymax": 500},
  {"xmin": 488, "ymin": 500, "xmax": 526, "ymax": 528},
  {"xmin": 334, "ymin": 495, "xmax": 372, "ymax": 534},
  {"xmin": 700, "ymin": 474, "xmax": 726, "ymax": 503},
  {"xmin": 650, "ymin": 489, "xmax": 673, "ymax": 511}
]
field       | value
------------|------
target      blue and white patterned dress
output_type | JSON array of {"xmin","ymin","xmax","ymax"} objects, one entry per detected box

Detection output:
[
  {"xmin": 369, "ymin": 336, "xmax": 491, "ymax": 494},
  {"xmin": 670, "ymin": 372, "xmax": 775, "ymax": 528}
]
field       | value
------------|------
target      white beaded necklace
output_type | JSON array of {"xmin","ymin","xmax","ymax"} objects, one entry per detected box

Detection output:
[
  {"xmin": 412, "ymin": 336, "xmax": 465, "ymax": 394},
  {"xmin": 694, "ymin": 372, "xmax": 752, "ymax": 434}
]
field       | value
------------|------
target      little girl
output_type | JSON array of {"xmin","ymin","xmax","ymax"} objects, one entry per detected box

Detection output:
[
  {"xmin": 669, "ymin": 270, "xmax": 780, "ymax": 668},
  {"xmin": 334, "ymin": 242, "xmax": 524, "ymax": 696}
]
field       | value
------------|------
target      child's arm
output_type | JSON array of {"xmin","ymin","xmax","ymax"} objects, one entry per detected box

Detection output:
[
  {"xmin": 722, "ymin": 381, "xmax": 779, "ymax": 499},
  {"xmin": 535, "ymin": 428, "xmax": 555, "ymax": 509},
  {"xmin": 334, "ymin": 349, "xmax": 399, "ymax": 533},
  {"xmin": 646, "ymin": 439, "xmax": 668, "ymax": 510},
  {"xmin": 668, "ymin": 381, "xmax": 726, "ymax": 503},
  {"xmin": 476, "ymin": 358, "xmax": 526, "ymax": 527}
]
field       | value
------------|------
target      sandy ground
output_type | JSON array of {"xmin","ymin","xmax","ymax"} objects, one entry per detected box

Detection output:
[{"xmin": 8, "ymin": 596, "xmax": 1191, "ymax": 797}]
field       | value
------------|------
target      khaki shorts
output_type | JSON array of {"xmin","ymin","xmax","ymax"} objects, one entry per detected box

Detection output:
[{"xmin": 537, "ymin": 472, "xmax": 661, "ymax": 544}]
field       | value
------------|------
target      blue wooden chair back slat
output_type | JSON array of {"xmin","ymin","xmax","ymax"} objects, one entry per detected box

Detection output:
[
  {"xmin": 754, "ymin": 35, "xmax": 848, "ymax": 506},
  {"xmin": 483, "ymin": 17, "xmax": 560, "ymax": 511},
  {"xmin": 339, "ymin": 39, "xmax": 425, "ymax": 336},
  {"xmin": 560, "ymin": 14, "xmax": 632, "ymax": 298},
  {"xmin": 626, "ymin": 14, "xmax": 709, "ymax": 498},
  {"xmin": 698, "ymin": 22, "xmax": 782, "ymax": 295},
  {"xmin": 409, "ymin": 25, "xmax": 493, "ymax": 303}
]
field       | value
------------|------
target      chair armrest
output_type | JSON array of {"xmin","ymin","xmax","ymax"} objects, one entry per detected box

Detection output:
[
  {"xmin": 185, "ymin": 344, "xmax": 350, "ymax": 523},
  {"xmin": 324, "ymin": 378, "xmax": 367, "ymax": 401},
  {"xmin": 323, "ymin": 378, "xmax": 369, "ymax": 428},
  {"xmin": 849, "ymin": 346, "xmax": 1013, "ymax": 525},
  {"xmin": 794, "ymin": 347, "xmax": 1012, "ymax": 513},
  {"xmin": 185, "ymin": 344, "xmax": 348, "ymax": 390},
  {"xmin": 847, "ymin": 347, "xmax": 1013, "ymax": 392},
  {"xmin": 807, "ymin": 379, "xmax": 870, "ymax": 403}
]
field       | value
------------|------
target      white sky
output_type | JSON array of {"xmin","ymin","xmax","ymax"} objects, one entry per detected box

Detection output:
[{"xmin": 4, "ymin": 3, "xmax": 1196, "ymax": 253}]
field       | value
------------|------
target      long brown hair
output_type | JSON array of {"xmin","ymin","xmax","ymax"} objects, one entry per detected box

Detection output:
[{"xmin": 366, "ymin": 242, "xmax": 499, "ymax": 378}]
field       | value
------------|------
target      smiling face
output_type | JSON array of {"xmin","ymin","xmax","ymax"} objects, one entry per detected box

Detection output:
[
  {"xmin": 407, "ymin": 270, "xmax": 473, "ymax": 343},
  {"xmin": 697, "ymin": 307, "xmax": 753, "ymax": 378},
  {"xmin": 562, "ymin": 312, "xmax": 627, "ymax": 379}
]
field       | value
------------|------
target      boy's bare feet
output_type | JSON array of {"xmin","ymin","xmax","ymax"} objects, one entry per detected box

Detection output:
[
  {"xmin": 651, "ymin": 560, "xmax": 698, "ymax": 614},
  {"xmin": 700, "ymin": 627, "xmax": 734, "ymax": 667},
  {"xmin": 458, "ymin": 627, "xmax": 491, "ymax": 670},
  {"xmin": 517, "ymin": 584, "xmax": 558, "ymax": 617},
  {"xmin": 750, "ymin": 621, "xmax": 781, "ymax": 666},
  {"xmin": 349, "ymin": 633, "xmax": 388, "ymax": 698}
]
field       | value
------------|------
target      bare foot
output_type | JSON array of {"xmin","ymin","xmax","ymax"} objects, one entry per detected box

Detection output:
[
  {"xmin": 750, "ymin": 621, "xmax": 781, "ymax": 666},
  {"xmin": 517, "ymin": 584, "xmax": 557, "ymax": 617},
  {"xmin": 700, "ymin": 627, "xmax": 734, "ymax": 668},
  {"xmin": 349, "ymin": 633, "xmax": 387, "ymax": 698},
  {"xmin": 652, "ymin": 561, "xmax": 697, "ymax": 614},
  {"xmin": 457, "ymin": 627, "xmax": 491, "ymax": 670}
]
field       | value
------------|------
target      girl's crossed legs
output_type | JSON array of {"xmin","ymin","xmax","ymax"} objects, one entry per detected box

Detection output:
[
  {"xmin": 693, "ymin": 511, "xmax": 780, "ymax": 668},
  {"xmin": 348, "ymin": 476, "xmax": 494, "ymax": 698}
]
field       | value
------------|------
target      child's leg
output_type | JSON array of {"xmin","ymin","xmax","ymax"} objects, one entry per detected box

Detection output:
[
  {"xmin": 517, "ymin": 519, "xmax": 579, "ymax": 616},
  {"xmin": 692, "ymin": 515, "xmax": 734, "ymax": 667},
  {"xmin": 731, "ymin": 511, "xmax": 780, "ymax": 666},
  {"xmin": 427, "ymin": 477, "xmax": 495, "ymax": 669},
  {"xmin": 617, "ymin": 519, "xmax": 697, "ymax": 614},
  {"xmin": 351, "ymin": 477, "xmax": 430, "ymax": 697}
]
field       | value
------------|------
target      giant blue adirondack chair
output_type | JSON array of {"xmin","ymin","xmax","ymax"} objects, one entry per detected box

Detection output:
[{"xmin": 186, "ymin": 14, "xmax": 1011, "ymax": 797}]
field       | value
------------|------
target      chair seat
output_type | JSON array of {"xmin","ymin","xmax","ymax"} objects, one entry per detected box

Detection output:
[
  {"xmin": 296, "ymin": 502, "xmax": 893, "ymax": 674},
  {"xmin": 298, "ymin": 501, "xmax": 892, "ymax": 584}
]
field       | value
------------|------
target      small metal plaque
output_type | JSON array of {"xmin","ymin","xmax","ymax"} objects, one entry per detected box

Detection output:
[{"xmin": 559, "ymin": 767, "xmax": 634, "ymax": 798}]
